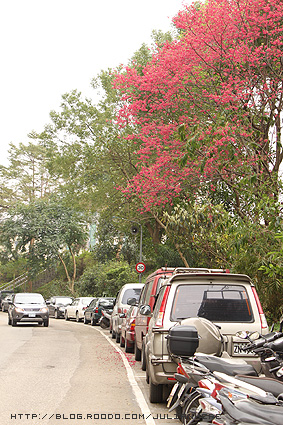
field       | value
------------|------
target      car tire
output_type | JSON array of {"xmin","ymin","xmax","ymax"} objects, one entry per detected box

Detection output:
[
  {"xmin": 141, "ymin": 342, "xmax": 146, "ymax": 371},
  {"xmin": 11, "ymin": 318, "xmax": 17, "ymax": 327},
  {"xmin": 54, "ymin": 310, "xmax": 59, "ymax": 319},
  {"xmin": 149, "ymin": 378, "xmax": 163, "ymax": 403},
  {"xmin": 65, "ymin": 312, "xmax": 69, "ymax": 321},
  {"xmin": 115, "ymin": 332, "xmax": 120, "ymax": 344},
  {"xmin": 111, "ymin": 330, "xmax": 116, "ymax": 339},
  {"xmin": 134, "ymin": 341, "xmax": 141, "ymax": 361},
  {"xmin": 76, "ymin": 312, "xmax": 81, "ymax": 323},
  {"xmin": 125, "ymin": 338, "xmax": 134, "ymax": 353},
  {"xmin": 84, "ymin": 315, "xmax": 89, "ymax": 324},
  {"xmin": 120, "ymin": 335, "xmax": 125, "ymax": 348},
  {"xmin": 43, "ymin": 320, "xmax": 49, "ymax": 327},
  {"xmin": 8, "ymin": 314, "xmax": 11, "ymax": 325}
]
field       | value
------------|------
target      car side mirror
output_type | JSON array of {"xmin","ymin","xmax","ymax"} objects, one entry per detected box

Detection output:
[{"xmin": 140, "ymin": 305, "xmax": 151, "ymax": 316}]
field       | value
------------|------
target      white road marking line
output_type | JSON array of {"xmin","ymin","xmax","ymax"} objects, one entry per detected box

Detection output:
[{"xmin": 94, "ymin": 328, "xmax": 156, "ymax": 425}]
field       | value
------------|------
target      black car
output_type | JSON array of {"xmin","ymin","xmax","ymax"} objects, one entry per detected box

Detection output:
[
  {"xmin": 1, "ymin": 294, "xmax": 14, "ymax": 312},
  {"xmin": 46, "ymin": 296, "xmax": 74, "ymax": 319},
  {"xmin": 0, "ymin": 290, "xmax": 14, "ymax": 309},
  {"xmin": 84, "ymin": 297, "xmax": 114, "ymax": 326},
  {"xmin": 8, "ymin": 292, "xmax": 49, "ymax": 327}
]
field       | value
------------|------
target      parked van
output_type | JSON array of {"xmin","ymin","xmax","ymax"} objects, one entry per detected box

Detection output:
[
  {"xmin": 143, "ymin": 268, "xmax": 268, "ymax": 403},
  {"xmin": 134, "ymin": 268, "xmax": 174, "ymax": 364},
  {"xmin": 111, "ymin": 283, "xmax": 144, "ymax": 343}
]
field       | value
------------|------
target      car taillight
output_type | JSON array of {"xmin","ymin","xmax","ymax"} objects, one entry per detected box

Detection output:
[
  {"xmin": 130, "ymin": 320, "xmax": 136, "ymax": 332},
  {"xmin": 118, "ymin": 308, "xmax": 122, "ymax": 314},
  {"xmin": 95, "ymin": 307, "xmax": 98, "ymax": 313},
  {"xmin": 155, "ymin": 286, "xmax": 170, "ymax": 327},
  {"xmin": 252, "ymin": 287, "xmax": 268, "ymax": 330}
]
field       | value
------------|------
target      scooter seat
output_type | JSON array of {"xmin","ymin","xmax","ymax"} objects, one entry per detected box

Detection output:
[
  {"xmin": 194, "ymin": 354, "xmax": 257, "ymax": 376},
  {"xmin": 236, "ymin": 374, "xmax": 283, "ymax": 397}
]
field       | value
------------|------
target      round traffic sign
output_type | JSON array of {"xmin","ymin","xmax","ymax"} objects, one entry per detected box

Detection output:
[{"xmin": 135, "ymin": 262, "xmax": 146, "ymax": 273}]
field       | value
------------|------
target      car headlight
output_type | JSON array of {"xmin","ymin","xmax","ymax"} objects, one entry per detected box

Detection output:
[
  {"xmin": 15, "ymin": 307, "xmax": 24, "ymax": 313},
  {"xmin": 40, "ymin": 307, "xmax": 48, "ymax": 313}
]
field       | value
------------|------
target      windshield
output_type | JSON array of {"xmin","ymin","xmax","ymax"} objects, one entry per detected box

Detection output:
[
  {"xmin": 14, "ymin": 293, "xmax": 45, "ymax": 304},
  {"xmin": 81, "ymin": 298, "xmax": 94, "ymax": 305},
  {"xmin": 171, "ymin": 284, "xmax": 253, "ymax": 322},
  {"xmin": 55, "ymin": 297, "xmax": 73, "ymax": 305}
]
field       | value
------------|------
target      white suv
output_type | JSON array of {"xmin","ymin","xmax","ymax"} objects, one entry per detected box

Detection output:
[{"xmin": 143, "ymin": 268, "xmax": 268, "ymax": 403}]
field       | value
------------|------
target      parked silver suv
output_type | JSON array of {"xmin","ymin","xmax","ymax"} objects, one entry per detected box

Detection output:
[{"xmin": 143, "ymin": 268, "xmax": 268, "ymax": 403}]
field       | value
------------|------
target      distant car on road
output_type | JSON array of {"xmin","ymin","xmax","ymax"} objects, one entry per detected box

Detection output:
[
  {"xmin": 120, "ymin": 304, "xmax": 139, "ymax": 353},
  {"xmin": 1, "ymin": 294, "xmax": 14, "ymax": 312},
  {"xmin": 8, "ymin": 292, "xmax": 49, "ymax": 327},
  {"xmin": 111, "ymin": 283, "xmax": 144, "ymax": 343},
  {"xmin": 65, "ymin": 297, "xmax": 95, "ymax": 322},
  {"xmin": 46, "ymin": 296, "xmax": 74, "ymax": 319},
  {"xmin": 0, "ymin": 290, "xmax": 14, "ymax": 309},
  {"xmin": 84, "ymin": 297, "xmax": 114, "ymax": 325}
]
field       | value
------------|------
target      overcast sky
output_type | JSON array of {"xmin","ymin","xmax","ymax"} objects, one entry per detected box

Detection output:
[{"xmin": 0, "ymin": 0, "xmax": 188, "ymax": 165}]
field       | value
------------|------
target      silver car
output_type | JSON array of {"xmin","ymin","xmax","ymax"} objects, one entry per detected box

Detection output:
[
  {"xmin": 64, "ymin": 297, "xmax": 95, "ymax": 322},
  {"xmin": 111, "ymin": 283, "xmax": 144, "ymax": 343},
  {"xmin": 143, "ymin": 268, "xmax": 269, "ymax": 403},
  {"xmin": 8, "ymin": 292, "xmax": 49, "ymax": 327}
]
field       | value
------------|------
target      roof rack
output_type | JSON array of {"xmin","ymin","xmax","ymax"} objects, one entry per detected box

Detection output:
[{"xmin": 173, "ymin": 268, "xmax": 230, "ymax": 275}]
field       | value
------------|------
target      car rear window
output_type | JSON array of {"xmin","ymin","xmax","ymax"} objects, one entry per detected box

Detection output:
[
  {"xmin": 121, "ymin": 288, "xmax": 142, "ymax": 304},
  {"xmin": 171, "ymin": 284, "xmax": 253, "ymax": 322}
]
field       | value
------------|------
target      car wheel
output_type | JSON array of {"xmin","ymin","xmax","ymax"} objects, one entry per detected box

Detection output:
[
  {"xmin": 54, "ymin": 310, "xmax": 59, "ymax": 319},
  {"xmin": 149, "ymin": 378, "xmax": 163, "ymax": 403},
  {"xmin": 134, "ymin": 341, "xmax": 141, "ymax": 361},
  {"xmin": 84, "ymin": 315, "xmax": 88, "ymax": 324},
  {"xmin": 141, "ymin": 342, "xmax": 146, "ymax": 371},
  {"xmin": 115, "ymin": 332, "xmax": 120, "ymax": 344},
  {"xmin": 76, "ymin": 312, "xmax": 81, "ymax": 322},
  {"xmin": 120, "ymin": 335, "xmax": 125, "ymax": 348},
  {"xmin": 65, "ymin": 312, "xmax": 69, "ymax": 320},
  {"xmin": 125, "ymin": 338, "xmax": 134, "ymax": 353},
  {"xmin": 111, "ymin": 330, "xmax": 116, "ymax": 339},
  {"xmin": 11, "ymin": 318, "xmax": 17, "ymax": 327},
  {"xmin": 43, "ymin": 320, "xmax": 49, "ymax": 327},
  {"xmin": 8, "ymin": 314, "xmax": 11, "ymax": 325}
]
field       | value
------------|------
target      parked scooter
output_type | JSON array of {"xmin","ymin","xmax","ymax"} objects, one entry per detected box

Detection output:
[
  {"xmin": 166, "ymin": 319, "xmax": 283, "ymax": 424},
  {"xmin": 99, "ymin": 308, "xmax": 113, "ymax": 329},
  {"xmin": 191, "ymin": 372, "xmax": 283, "ymax": 425}
]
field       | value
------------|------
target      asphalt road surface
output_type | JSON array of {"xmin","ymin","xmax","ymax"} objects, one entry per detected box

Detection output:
[{"xmin": 0, "ymin": 312, "xmax": 180, "ymax": 425}]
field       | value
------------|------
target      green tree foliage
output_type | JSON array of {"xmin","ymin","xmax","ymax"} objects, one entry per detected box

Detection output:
[
  {"xmin": 0, "ymin": 199, "xmax": 89, "ymax": 293},
  {"xmin": 77, "ymin": 261, "xmax": 138, "ymax": 297}
]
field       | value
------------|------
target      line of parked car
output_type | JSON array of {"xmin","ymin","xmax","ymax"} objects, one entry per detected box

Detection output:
[
  {"xmin": 108, "ymin": 267, "xmax": 269, "ymax": 406},
  {"xmin": 1, "ymin": 266, "xmax": 269, "ymax": 413}
]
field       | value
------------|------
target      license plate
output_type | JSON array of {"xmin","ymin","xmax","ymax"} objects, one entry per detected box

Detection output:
[
  {"xmin": 167, "ymin": 383, "xmax": 179, "ymax": 408},
  {"xmin": 233, "ymin": 342, "xmax": 253, "ymax": 355},
  {"xmin": 28, "ymin": 313, "xmax": 36, "ymax": 318}
]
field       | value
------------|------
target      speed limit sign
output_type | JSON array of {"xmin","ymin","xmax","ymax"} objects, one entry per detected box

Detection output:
[{"xmin": 135, "ymin": 262, "xmax": 146, "ymax": 273}]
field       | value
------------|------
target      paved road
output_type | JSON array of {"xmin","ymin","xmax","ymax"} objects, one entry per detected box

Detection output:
[{"xmin": 0, "ymin": 312, "xmax": 180, "ymax": 425}]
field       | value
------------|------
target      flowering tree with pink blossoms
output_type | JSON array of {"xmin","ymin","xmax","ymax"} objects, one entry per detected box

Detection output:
[
  {"xmin": 114, "ymin": 0, "xmax": 283, "ymax": 221},
  {"xmin": 113, "ymin": 0, "xmax": 283, "ymax": 319}
]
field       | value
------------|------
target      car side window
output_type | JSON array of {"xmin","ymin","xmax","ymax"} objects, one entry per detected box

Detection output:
[
  {"xmin": 153, "ymin": 286, "xmax": 167, "ymax": 318},
  {"xmin": 139, "ymin": 285, "xmax": 147, "ymax": 305},
  {"xmin": 144, "ymin": 279, "xmax": 154, "ymax": 305}
]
